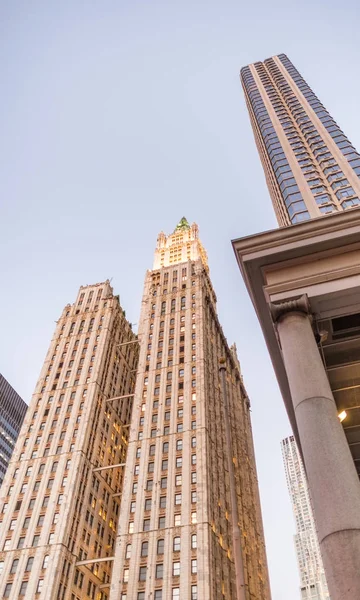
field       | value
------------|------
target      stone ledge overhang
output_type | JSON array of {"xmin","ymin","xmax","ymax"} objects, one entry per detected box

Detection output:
[{"xmin": 231, "ymin": 209, "xmax": 360, "ymax": 451}]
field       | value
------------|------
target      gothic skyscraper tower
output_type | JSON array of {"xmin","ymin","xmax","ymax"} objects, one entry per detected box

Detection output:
[{"xmin": 109, "ymin": 219, "xmax": 271, "ymax": 600}]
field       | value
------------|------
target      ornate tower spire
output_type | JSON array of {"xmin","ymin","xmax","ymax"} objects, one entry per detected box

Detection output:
[{"xmin": 153, "ymin": 219, "xmax": 208, "ymax": 271}]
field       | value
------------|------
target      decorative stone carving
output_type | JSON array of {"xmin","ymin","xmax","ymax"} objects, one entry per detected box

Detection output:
[{"xmin": 270, "ymin": 294, "xmax": 310, "ymax": 323}]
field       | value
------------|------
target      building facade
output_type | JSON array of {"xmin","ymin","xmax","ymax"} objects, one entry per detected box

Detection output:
[
  {"xmin": 0, "ymin": 375, "xmax": 27, "ymax": 487},
  {"xmin": 0, "ymin": 281, "xmax": 138, "ymax": 600},
  {"xmin": 109, "ymin": 218, "xmax": 271, "ymax": 600},
  {"xmin": 281, "ymin": 436, "xmax": 329, "ymax": 600},
  {"xmin": 241, "ymin": 54, "xmax": 360, "ymax": 225},
  {"xmin": 233, "ymin": 55, "xmax": 360, "ymax": 600}
]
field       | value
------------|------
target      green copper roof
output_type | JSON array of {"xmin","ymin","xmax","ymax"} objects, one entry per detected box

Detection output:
[{"xmin": 174, "ymin": 217, "xmax": 190, "ymax": 232}]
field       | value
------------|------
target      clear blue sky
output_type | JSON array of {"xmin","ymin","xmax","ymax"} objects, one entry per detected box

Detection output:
[{"xmin": 1, "ymin": 1, "xmax": 359, "ymax": 598}]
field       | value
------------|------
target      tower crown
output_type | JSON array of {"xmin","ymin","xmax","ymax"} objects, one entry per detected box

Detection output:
[
  {"xmin": 174, "ymin": 216, "xmax": 190, "ymax": 232},
  {"xmin": 153, "ymin": 219, "xmax": 208, "ymax": 270}
]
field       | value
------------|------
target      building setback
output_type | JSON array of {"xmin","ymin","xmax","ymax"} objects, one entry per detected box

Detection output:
[
  {"xmin": 0, "ymin": 281, "xmax": 138, "ymax": 599},
  {"xmin": 281, "ymin": 436, "xmax": 329, "ymax": 600},
  {"xmin": 233, "ymin": 55, "xmax": 360, "ymax": 600},
  {"xmin": 241, "ymin": 54, "xmax": 360, "ymax": 226},
  {"xmin": 0, "ymin": 375, "xmax": 27, "ymax": 487},
  {"xmin": 109, "ymin": 218, "xmax": 271, "ymax": 600}
]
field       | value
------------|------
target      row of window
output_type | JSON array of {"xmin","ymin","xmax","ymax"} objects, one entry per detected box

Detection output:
[
  {"xmin": 2, "ymin": 578, "xmax": 44, "ymax": 598},
  {"xmin": 129, "ymin": 558, "xmax": 197, "ymax": 581},
  {"xmin": 121, "ymin": 587, "xmax": 197, "ymax": 600},
  {"xmin": 128, "ymin": 510, "xmax": 198, "ymax": 533}
]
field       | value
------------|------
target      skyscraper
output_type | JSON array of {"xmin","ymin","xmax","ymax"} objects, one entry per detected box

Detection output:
[
  {"xmin": 0, "ymin": 375, "xmax": 27, "ymax": 487},
  {"xmin": 109, "ymin": 219, "xmax": 271, "ymax": 600},
  {"xmin": 0, "ymin": 281, "xmax": 138, "ymax": 600},
  {"xmin": 241, "ymin": 54, "xmax": 360, "ymax": 225},
  {"xmin": 233, "ymin": 55, "xmax": 360, "ymax": 600},
  {"xmin": 281, "ymin": 436, "xmax": 329, "ymax": 600}
]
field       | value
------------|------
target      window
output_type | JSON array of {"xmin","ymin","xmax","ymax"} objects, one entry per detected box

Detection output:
[
  {"xmin": 163, "ymin": 426, "xmax": 170, "ymax": 436},
  {"xmin": 161, "ymin": 478, "xmax": 167, "ymax": 489},
  {"xmin": 174, "ymin": 514, "xmax": 181, "ymax": 526},
  {"xmin": 159, "ymin": 496, "xmax": 166, "ymax": 508},
  {"xmin": 162, "ymin": 459, "xmax": 168, "ymax": 471},
  {"xmin": 163, "ymin": 442, "xmax": 169, "ymax": 453},
  {"xmin": 139, "ymin": 566, "xmax": 147, "ymax": 581},
  {"xmin": 191, "ymin": 454, "xmax": 196, "ymax": 465},
  {"xmin": 148, "ymin": 462, "xmax": 154, "ymax": 473},
  {"xmin": 154, "ymin": 592, "xmax": 163, "ymax": 600},
  {"xmin": 145, "ymin": 499, "xmax": 152, "ymax": 511},
  {"xmin": 141, "ymin": 541, "xmax": 148, "ymax": 557},
  {"xmin": 175, "ymin": 493, "xmax": 182, "ymax": 505},
  {"xmin": 191, "ymin": 511, "xmax": 197, "ymax": 524},
  {"xmin": 191, "ymin": 585, "xmax": 198, "ymax": 600},
  {"xmin": 19, "ymin": 581, "xmax": 28, "ymax": 596},
  {"xmin": 146, "ymin": 480, "xmax": 153, "ymax": 491},
  {"xmin": 173, "ymin": 561, "xmax": 181, "ymax": 576},
  {"xmin": 155, "ymin": 538, "xmax": 164, "ymax": 555},
  {"xmin": 175, "ymin": 474, "xmax": 182, "ymax": 486},
  {"xmin": 191, "ymin": 472, "xmax": 197, "ymax": 484},
  {"xmin": 191, "ymin": 559, "xmax": 197, "ymax": 574},
  {"xmin": 10, "ymin": 559, "xmax": 19, "ymax": 574},
  {"xmin": 25, "ymin": 557, "xmax": 34, "ymax": 572},
  {"xmin": 4, "ymin": 584, "xmax": 12, "ymax": 598},
  {"xmin": 173, "ymin": 536, "xmax": 181, "ymax": 552},
  {"xmin": 172, "ymin": 589, "xmax": 180, "ymax": 600},
  {"xmin": 191, "ymin": 534, "xmax": 197, "ymax": 549},
  {"xmin": 176, "ymin": 439, "xmax": 182, "ymax": 451},
  {"xmin": 42, "ymin": 555, "xmax": 49, "ymax": 569},
  {"xmin": 159, "ymin": 516, "xmax": 165, "ymax": 528},
  {"xmin": 149, "ymin": 445, "xmax": 155, "ymax": 456},
  {"xmin": 154, "ymin": 563, "xmax": 164, "ymax": 580},
  {"xmin": 17, "ymin": 537, "xmax": 25, "ymax": 549},
  {"xmin": 130, "ymin": 501, "xmax": 136, "ymax": 513},
  {"xmin": 128, "ymin": 522, "xmax": 134, "ymax": 534},
  {"xmin": 37, "ymin": 580, "xmax": 44, "ymax": 594},
  {"xmin": 143, "ymin": 519, "xmax": 150, "ymax": 532},
  {"xmin": 32, "ymin": 535, "xmax": 40, "ymax": 547},
  {"xmin": 123, "ymin": 569, "xmax": 129, "ymax": 583}
]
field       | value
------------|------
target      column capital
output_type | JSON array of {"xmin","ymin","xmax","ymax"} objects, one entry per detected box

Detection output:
[{"xmin": 270, "ymin": 294, "xmax": 310, "ymax": 323}]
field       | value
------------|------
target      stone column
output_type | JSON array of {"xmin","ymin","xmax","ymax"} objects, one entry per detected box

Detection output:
[{"xmin": 271, "ymin": 295, "xmax": 360, "ymax": 600}]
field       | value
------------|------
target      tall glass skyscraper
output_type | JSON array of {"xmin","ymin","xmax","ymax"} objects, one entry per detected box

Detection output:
[
  {"xmin": 233, "ymin": 54, "xmax": 360, "ymax": 600},
  {"xmin": 0, "ymin": 375, "xmax": 27, "ymax": 487},
  {"xmin": 281, "ymin": 436, "xmax": 329, "ymax": 600},
  {"xmin": 241, "ymin": 54, "xmax": 360, "ymax": 226}
]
